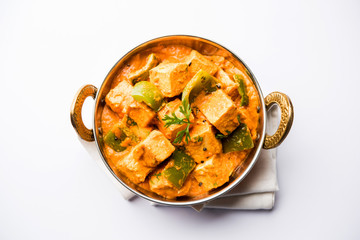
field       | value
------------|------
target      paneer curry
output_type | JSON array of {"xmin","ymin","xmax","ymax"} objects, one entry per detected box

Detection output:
[{"xmin": 100, "ymin": 45, "xmax": 260, "ymax": 199}]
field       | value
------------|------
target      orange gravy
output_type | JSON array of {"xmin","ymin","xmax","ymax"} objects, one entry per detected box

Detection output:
[{"xmin": 101, "ymin": 44, "xmax": 260, "ymax": 199}]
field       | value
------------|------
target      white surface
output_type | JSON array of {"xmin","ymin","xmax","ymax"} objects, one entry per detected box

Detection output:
[{"xmin": 0, "ymin": 0, "xmax": 359, "ymax": 239}]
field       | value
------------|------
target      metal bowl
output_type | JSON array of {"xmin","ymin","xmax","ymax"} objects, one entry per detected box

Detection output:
[{"xmin": 70, "ymin": 35, "xmax": 293, "ymax": 207}]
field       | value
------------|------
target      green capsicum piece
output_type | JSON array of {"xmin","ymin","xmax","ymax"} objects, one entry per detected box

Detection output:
[
  {"xmin": 128, "ymin": 53, "xmax": 159, "ymax": 84},
  {"xmin": 103, "ymin": 124, "xmax": 128, "ymax": 152},
  {"xmin": 163, "ymin": 149, "xmax": 196, "ymax": 189},
  {"xmin": 222, "ymin": 123, "xmax": 254, "ymax": 153},
  {"xmin": 182, "ymin": 69, "xmax": 218, "ymax": 105},
  {"xmin": 132, "ymin": 81, "xmax": 164, "ymax": 111},
  {"xmin": 234, "ymin": 74, "xmax": 249, "ymax": 106}
]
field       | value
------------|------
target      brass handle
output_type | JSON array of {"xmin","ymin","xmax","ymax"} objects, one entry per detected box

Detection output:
[
  {"xmin": 263, "ymin": 92, "xmax": 294, "ymax": 149},
  {"xmin": 70, "ymin": 85, "xmax": 98, "ymax": 141}
]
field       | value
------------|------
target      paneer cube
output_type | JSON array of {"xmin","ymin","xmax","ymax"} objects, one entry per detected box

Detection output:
[
  {"xmin": 192, "ymin": 153, "xmax": 238, "ymax": 192},
  {"xmin": 215, "ymin": 69, "xmax": 239, "ymax": 99},
  {"xmin": 105, "ymin": 81, "xmax": 155, "ymax": 127},
  {"xmin": 105, "ymin": 80, "xmax": 134, "ymax": 114},
  {"xmin": 149, "ymin": 62, "xmax": 189, "ymax": 97},
  {"xmin": 127, "ymin": 103, "xmax": 156, "ymax": 128},
  {"xmin": 140, "ymin": 130, "xmax": 175, "ymax": 167},
  {"xmin": 194, "ymin": 89, "xmax": 240, "ymax": 135},
  {"xmin": 116, "ymin": 145, "xmax": 152, "ymax": 184},
  {"xmin": 156, "ymin": 99, "xmax": 194, "ymax": 141},
  {"xmin": 116, "ymin": 130, "xmax": 175, "ymax": 184},
  {"xmin": 205, "ymin": 55, "xmax": 226, "ymax": 67},
  {"xmin": 186, "ymin": 50, "xmax": 218, "ymax": 77},
  {"xmin": 185, "ymin": 118, "xmax": 222, "ymax": 163}
]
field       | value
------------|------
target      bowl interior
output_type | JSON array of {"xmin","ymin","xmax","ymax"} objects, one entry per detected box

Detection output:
[{"xmin": 93, "ymin": 35, "xmax": 266, "ymax": 206}]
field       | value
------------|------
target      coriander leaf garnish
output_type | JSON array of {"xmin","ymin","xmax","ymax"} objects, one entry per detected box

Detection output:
[
  {"xmin": 162, "ymin": 100, "xmax": 192, "ymax": 144},
  {"xmin": 174, "ymin": 124, "xmax": 191, "ymax": 144},
  {"xmin": 162, "ymin": 112, "xmax": 186, "ymax": 128},
  {"xmin": 215, "ymin": 133, "xmax": 227, "ymax": 139},
  {"xmin": 194, "ymin": 136, "xmax": 203, "ymax": 142},
  {"xmin": 154, "ymin": 172, "xmax": 162, "ymax": 180},
  {"xmin": 179, "ymin": 100, "xmax": 191, "ymax": 119}
]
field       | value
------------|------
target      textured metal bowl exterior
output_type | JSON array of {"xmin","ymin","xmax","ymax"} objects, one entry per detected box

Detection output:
[{"xmin": 92, "ymin": 35, "xmax": 267, "ymax": 206}]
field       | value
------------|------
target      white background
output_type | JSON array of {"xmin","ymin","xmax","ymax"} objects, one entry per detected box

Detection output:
[{"xmin": 1, "ymin": 0, "xmax": 359, "ymax": 239}]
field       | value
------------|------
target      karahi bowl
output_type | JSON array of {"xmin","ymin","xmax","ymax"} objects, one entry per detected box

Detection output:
[{"xmin": 70, "ymin": 35, "xmax": 293, "ymax": 207}]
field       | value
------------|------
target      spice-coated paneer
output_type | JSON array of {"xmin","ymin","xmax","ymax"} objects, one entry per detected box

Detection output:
[
  {"xmin": 215, "ymin": 69, "xmax": 239, "ymax": 99},
  {"xmin": 192, "ymin": 153, "xmax": 238, "ymax": 192},
  {"xmin": 116, "ymin": 146, "xmax": 152, "ymax": 184},
  {"xmin": 156, "ymin": 99, "xmax": 194, "ymax": 141},
  {"xmin": 127, "ymin": 103, "xmax": 155, "ymax": 128},
  {"xmin": 194, "ymin": 89, "xmax": 240, "ymax": 135},
  {"xmin": 105, "ymin": 80, "xmax": 134, "ymax": 114},
  {"xmin": 186, "ymin": 50, "xmax": 218, "ymax": 77},
  {"xmin": 139, "ymin": 130, "xmax": 175, "ymax": 167},
  {"xmin": 116, "ymin": 130, "xmax": 175, "ymax": 184},
  {"xmin": 149, "ymin": 62, "xmax": 189, "ymax": 97},
  {"xmin": 105, "ymin": 81, "xmax": 155, "ymax": 127},
  {"xmin": 185, "ymin": 113, "xmax": 222, "ymax": 163}
]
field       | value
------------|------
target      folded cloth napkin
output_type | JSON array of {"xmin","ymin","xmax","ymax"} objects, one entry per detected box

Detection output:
[
  {"xmin": 201, "ymin": 147, "xmax": 278, "ymax": 210},
  {"xmin": 79, "ymin": 106, "xmax": 279, "ymax": 211}
]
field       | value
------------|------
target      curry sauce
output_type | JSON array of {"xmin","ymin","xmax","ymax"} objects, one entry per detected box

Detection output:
[{"xmin": 100, "ymin": 45, "xmax": 260, "ymax": 199}]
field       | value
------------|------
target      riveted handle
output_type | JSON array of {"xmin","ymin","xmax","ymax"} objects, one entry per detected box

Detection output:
[
  {"xmin": 70, "ymin": 85, "xmax": 98, "ymax": 141},
  {"xmin": 263, "ymin": 92, "xmax": 294, "ymax": 149}
]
